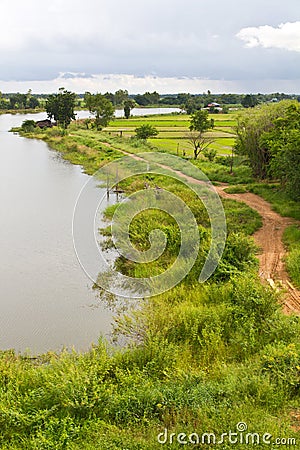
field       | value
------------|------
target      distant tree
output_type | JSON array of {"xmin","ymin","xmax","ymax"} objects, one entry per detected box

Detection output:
[
  {"xmin": 28, "ymin": 97, "xmax": 39, "ymax": 109},
  {"xmin": 135, "ymin": 124, "xmax": 158, "ymax": 140},
  {"xmin": 84, "ymin": 92, "xmax": 115, "ymax": 130},
  {"xmin": 182, "ymin": 96, "xmax": 203, "ymax": 114},
  {"xmin": 46, "ymin": 88, "xmax": 76, "ymax": 128},
  {"xmin": 114, "ymin": 89, "xmax": 128, "ymax": 106},
  {"xmin": 104, "ymin": 92, "xmax": 115, "ymax": 104},
  {"xmin": 134, "ymin": 94, "xmax": 149, "ymax": 106},
  {"xmin": 25, "ymin": 89, "xmax": 32, "ymax": 109},
  {"xmin": 134, "ymin": 91, "xmax": 160, "ymax": 106},
  {"xmin": 9, "ymin": 95, "xmax": 17, "ymax": 109},
  {"xmin": 188, "ymin": 110, "xmax": 214, "ymax": 159},
  {"xmin": 241, "ymin": 94, "xmax": 258, "ymax": 108},
  {"xmin": 9, "ymin": 93, "xmax": 27, "ymax": 109},
  {"xmin": 124, "ymin": 99, "xmax": 136, "ymax": 119},
  {"xmin": 144, "ymin": 91, "xmax": 160, "ymax": 105},
  {"xmin": 177, "ymin": 93, "xmax": 191, "ymax": 105},
  {"xmin": 190, "ymin": 109, "xmax": 214, "ymax": 133}
]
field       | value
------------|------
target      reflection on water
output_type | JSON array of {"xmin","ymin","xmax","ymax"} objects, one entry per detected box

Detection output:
[
  {"xmin": 0, "ymin": 107, "xmax": 180, "ymax": 353},
  {"xmin": 0, "ymin": 113, "xmax": 114, "ymax": 353}
]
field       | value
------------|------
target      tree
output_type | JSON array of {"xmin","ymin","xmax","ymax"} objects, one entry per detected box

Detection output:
[
  {"xmin": 124, "ymin": 99, "xmax": 136, "ymax": 119},
  {"xmin": 263, "ymin": 103, "xmax": 300, "ymax": 199},
  {"xmin": 187, "ymin": 131, "xmax": 214, "ymax": 160},
  {"xmin": 28, "ymin": 97, "xmax": 39, "ymax": 109},
  {"xmin": 135, "ymin": 124, "xmax": 158, "ymax": 140},
  {"xmin": 84, "ymin": 92, "xmax": 115, "ymax": 130},
  {"xmin": 9, "ymin": 93, "xmax": 26, "ymax": 109},
  {"xmin": 182, "ymin": 96, "xmax": 203, "ymax": 114},
  {"xmin": 188, "ymin": 110, "xmax": 214, "ymax": 159},
  {"xmin": 189, "ymin": 109, "xmax": 214, "ymax": 132},
  {"xmin": 134, "ymin": 91, "xmax": 160, "ymax": 106},
  {"xmin": 114, "ymin": 89, "xmax": 128, "ymax": 106},
  {"xmin": 271, "ymin": 131, "xmax": 300, "ymax": 199},
  {"xmin": 241, "ymin": 94, "xmax": 258, "ymax": 108},
  {"xmin": 46, "ymin": 88, "xmax": 76, "ymax": 128},
  {"xmin": 235, "ymin": 100, "xmax": 299, "ymax": 180}
]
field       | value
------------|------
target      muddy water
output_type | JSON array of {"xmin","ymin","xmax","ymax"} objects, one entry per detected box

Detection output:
[
  {"xmin": 0, "ymin": 108, "xmax": 180, "ymax": 353},
  {"xmin": 0, "ymin": 113, "xmax": 115, "ymax": 353}
]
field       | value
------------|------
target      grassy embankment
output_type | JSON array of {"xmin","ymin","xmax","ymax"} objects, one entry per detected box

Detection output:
[
  {"xmin": 0, "ymin": 108, "xmax": 44, "ymax": 115},
  {"xmin": 18, "ymin": 112, "xmax": 300, "ymax": 295},
  {"xmin": 2, "ymin": 113, "xmax": 299, "ymax": 449}
]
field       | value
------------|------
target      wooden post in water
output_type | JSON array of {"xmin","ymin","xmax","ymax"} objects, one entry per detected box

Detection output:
[{"xmin": 106, "ymin": 173, "xmax": 110, "ymax": 199}]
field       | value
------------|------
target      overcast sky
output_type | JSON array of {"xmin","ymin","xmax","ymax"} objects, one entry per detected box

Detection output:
[{"xmin": 0, "ymin": 0, "xmax": 299, "ymax": 93}]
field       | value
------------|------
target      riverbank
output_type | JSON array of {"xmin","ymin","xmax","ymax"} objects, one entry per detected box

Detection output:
[
  {"xmin": 0, "ymin": 108, "xmax": 44, "ymax": 115},
  {"xmin": 0, "ymin": 112, "xmax": 116, "ymax": 354},
  {"xmin": 1, "ymin": 113, "xmax": 299, "ymax": 448}
]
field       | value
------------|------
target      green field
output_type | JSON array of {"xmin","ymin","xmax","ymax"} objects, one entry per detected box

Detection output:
[{"xmin": 104, "ymin": 113, "xmax": 237, "ymax": 156}]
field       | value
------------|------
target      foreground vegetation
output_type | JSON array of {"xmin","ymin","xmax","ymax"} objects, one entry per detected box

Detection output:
[{"xmin": 4, "ymin": 100, "xmax": 300, "ymax": 448}]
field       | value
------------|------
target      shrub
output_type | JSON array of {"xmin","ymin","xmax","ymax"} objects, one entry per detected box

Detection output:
[{"xmin": 21, "ymin": 120, "xmax": 36, "ymax": 132}]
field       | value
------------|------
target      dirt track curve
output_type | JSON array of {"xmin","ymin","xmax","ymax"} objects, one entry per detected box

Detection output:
[
  {"xmin": 215, "ymin": 186, "xmax": 300, "ymax": 314},
  {"xmin": 104, "ymin": 146, "xmax": 300, "ymax": 314}
]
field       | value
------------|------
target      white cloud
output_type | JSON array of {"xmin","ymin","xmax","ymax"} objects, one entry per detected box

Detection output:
[
  {"xmin": 237, "ymin": 21, "xmax": 300, "ymax": 52},
  {"xmin": 0, "ymin": 0, "xmax": 299, "ymax": 83}
]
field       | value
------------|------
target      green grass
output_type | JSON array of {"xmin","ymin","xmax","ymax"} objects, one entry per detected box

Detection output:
[
  {"xmin": 249, "ymin": 184, "xmax": 300, "ymax": 220},
  {"xmin": 0, "ymin": 276, "xmax": 299, "ymax": 449},
  {"xmin": 9, "ymin": 114, "xmax": 300, "ymax": 449},
  {"xmin": 283, "ymin": 225, "xmax": 300, "ymax": 287},
  {"xmin": 193, "ymin": 159, "xmax": 254, "ymax": 184},
  {"xmin": 105, "ymin": 113, "xmax": 237, "ymax": 157},
  {"xmin": 224, "ymin": 185, "xmax": 249, "ymax": 194}
]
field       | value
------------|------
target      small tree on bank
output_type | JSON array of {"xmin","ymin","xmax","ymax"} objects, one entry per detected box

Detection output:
[
  {"xmin": 46, "ymin": 88, "xmax": 76, "ymax": 128},
  {"xmin": 188, "ymin": 110, "xmax": 214, "ymax": 159},
  {"xmin": 124, "ymin": 99, "xmax": 136, "ymax": 119},
  {"xmin": 84, "ymin": 92, "xmax": 115, "ymax": 130}
]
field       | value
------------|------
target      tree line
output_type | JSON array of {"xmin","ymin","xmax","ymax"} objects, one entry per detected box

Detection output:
[
  {"xmin": 2, "ymin": 88, "xmax": 298, "ymax": 112},
  {"xmin": 0, "ymin": 90, "xmax": 40, "ymax": 110}
]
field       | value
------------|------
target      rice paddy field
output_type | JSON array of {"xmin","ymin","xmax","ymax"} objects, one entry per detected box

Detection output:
[{"xmin": 104, "ymin": 113, "xmax": 237, "ymax": 158}]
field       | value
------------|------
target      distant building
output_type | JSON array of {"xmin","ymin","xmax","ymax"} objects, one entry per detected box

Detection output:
[
  {"xmin": 35, "ymin": 119, "xmax": 55, "ymax": 128},
  {"xmin": 207, "ymin": 102, "xmax": 220, "ymax": 107}
]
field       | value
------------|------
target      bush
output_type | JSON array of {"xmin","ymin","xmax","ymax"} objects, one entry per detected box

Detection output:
[
  {"xmin": 135, "ymin": 124, "xmax": 158, "ymax": 140},
  {"xmin": 203, "ymin": 148, "xmax": 217, "ymax": 161},
  {"xmin": 261, "ymin": 343, "xmax": 300, "ymax": 390},
  {"xmin": 21, "ymin": 120, "xmax": 36, "ymax": 132}
]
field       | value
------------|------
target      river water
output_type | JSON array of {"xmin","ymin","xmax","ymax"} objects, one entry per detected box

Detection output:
[{"xmin": 0, "ymin": 108, "xmax": 180, "ymax": 354}]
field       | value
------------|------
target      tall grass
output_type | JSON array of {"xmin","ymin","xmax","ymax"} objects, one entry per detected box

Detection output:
[
  {"xmin": 9, "ymin": 116, "xmax": 300, "ymax": 449},
  {"xmin": 283, "ymin": 225, "xmax": 300, "ymax": 287}
]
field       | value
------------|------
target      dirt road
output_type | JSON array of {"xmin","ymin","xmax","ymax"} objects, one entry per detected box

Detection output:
[
  {"xmin": 215, "ymin": 186, "xmax": 300, "ymax": 314},
  {"xmin": 103, "ymin": 145, "xmax": 300, "ymax": 313}
]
